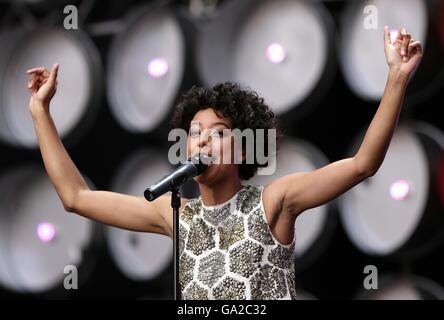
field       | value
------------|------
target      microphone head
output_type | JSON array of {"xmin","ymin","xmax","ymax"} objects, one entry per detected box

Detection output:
[{"xmin": 144, "ymin": 188, "xmax": 155, "ymax": 201}]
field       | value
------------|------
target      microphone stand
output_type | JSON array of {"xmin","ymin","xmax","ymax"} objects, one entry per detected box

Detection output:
[{"xmin": 171, "ymin": 187, "xmax": 181, "ymax": 300}]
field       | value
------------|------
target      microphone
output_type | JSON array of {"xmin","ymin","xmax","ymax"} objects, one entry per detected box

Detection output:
[{"xmin": 144, "ymin": 154, "xmax": 211, "ymax": 201}]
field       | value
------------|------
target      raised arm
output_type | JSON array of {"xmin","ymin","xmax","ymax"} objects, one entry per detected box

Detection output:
[
  {"xmin": 265, "ymin": 26, "xmax": 423, "ymax": 218},
  {"xmin": 27, "ymin": 64, "xmax": 178, "ymax": 236}
]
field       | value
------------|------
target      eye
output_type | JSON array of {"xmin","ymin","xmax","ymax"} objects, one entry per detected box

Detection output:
[
  {"xmin": 210, "ymin": 129, "xmax": 225, "ymax": 138},
  {"xmin": 189, "ymin": 129, "xmax": 200, "ymax": 138},
  {"xmin": 214, "ymin": 128, "xmax": 231, "ymax": 137}
]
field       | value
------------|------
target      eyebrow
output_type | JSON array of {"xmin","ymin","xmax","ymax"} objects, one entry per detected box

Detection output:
[{"xmin": 190, "ymin": 121, "xmax": 230, "ymax": 129}]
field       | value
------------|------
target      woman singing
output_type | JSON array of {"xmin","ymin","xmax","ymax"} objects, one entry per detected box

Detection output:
[{"xmin": 26, "ymin": 26, "xmax": 422, "ymax": 299}]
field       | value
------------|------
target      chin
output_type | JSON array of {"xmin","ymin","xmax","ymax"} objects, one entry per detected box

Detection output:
[{"xmin": 194, "ymin": 165, "xmax": 219, "ymax": 186}]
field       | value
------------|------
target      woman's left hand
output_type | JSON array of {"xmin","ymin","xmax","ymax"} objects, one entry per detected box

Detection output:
[{"xmin": 384, "ymin": 26, "xmax": 423, "ymax": 79}]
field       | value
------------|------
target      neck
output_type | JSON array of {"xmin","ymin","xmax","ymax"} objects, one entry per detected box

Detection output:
[{"xmin": 198, "ymin": 178, "xmax": 243, "ymax": 206}]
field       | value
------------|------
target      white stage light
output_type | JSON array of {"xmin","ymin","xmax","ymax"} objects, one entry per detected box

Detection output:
[
  {"xmin": 246, "ymin": 138, "xmax": 335, "ymax": 272},
  {"xmin": 107, "ymin": 6, "xmax": 192, "ymax": 133},
  {"xmin": 106, "ymin": 149, "xmax": 173, "ymax": 283},
  {"xmin": 0, "ymin": 165, "xmax": 98, "ymax": 293},
  {"xmin": 0, "ymin": 27, "xmax": 102, "ymax": 149},
  {"xmin": 197, "ymin": 0, "xmax": 336, "ymax": 118},
  {"xmin": 339, "ymin": 122, "xmax": 444, "ymax": 259},
  {"xmin": 339, "ymin": 0, "xmax": 428, "ymax": 100}
]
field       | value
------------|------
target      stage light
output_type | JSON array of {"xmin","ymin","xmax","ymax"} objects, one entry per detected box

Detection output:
[
  {"xmin": 0, "ymin": 27, "xmax": 102, "ymax": 149},
  {"xmin": 339, "ymin": 0, "xmax": 444, "ymax": 104},
  {"xmin": 36, "ymin": 222, "xmax": 56, "ymax": 243},
  {"xmin": 148, "ymin": 58, "xmax": 169, "ymax": 78},
  {"xmin": 106, "ymin": 149, "xmax": 173, "ymax": 284},
  {"xmin": 0, "ymin": 165, "xmax": 99, "ymax": 293},
  {"xmin": 339, "ymin": 122, "xmax": 444, "ymax": 259},
  {"xmin": 265, "ymin": 43, "xmax": 286, "ymax": 64},
  {"xmin": 107, "ymin": 6, "xmax": 194, "ymax": 134},
  {"xmin": 390, "ymin": 179, "xmax": 411, "ymax": 201},
  {"xmin": 197, "ymin": 0, "xmax": 336, "ymax": 119},
  {"xmin": 246, "ymin": 138, "xmax": 335, "ymax": 272}
]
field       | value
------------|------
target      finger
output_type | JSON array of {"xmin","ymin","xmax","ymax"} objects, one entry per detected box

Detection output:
[
  {"xmin": 48, "ymin": 63, "xmax": 59, "ymax": 85},
  {"xmin": 384, "ymin": 25, "xmax": 391, "ymax": 45},
  {"xmin": 407, "ymin": 39, "xmax": 416, "ymax": 59},
  {"xmin": 409, "ymin": 41, "xmax": 423, "ymax": 57},
  {"xmin": 31, "ymin": 69, "xmax": 50, "ymax": 79},
  {"xmin": 395, "ymin": 27, "xmax": 405, "ymax": 43},
  {"xmin": 28, "ymin": 74, "xmax": 39, "ymax": 89},
  {"xmin": 26, "ymin": 67, "xmax": 46, "ymax": 74},
  {"xmin": 393, "ymin": 39, "xmax": 403, "ymax": 49},
  {"xmin": 402, "ymin": 32, "xmax": 411, "ymax": 59},
  {"xmin": 37, "ymin": 74, "xmax": 48, "ymax": 83}
]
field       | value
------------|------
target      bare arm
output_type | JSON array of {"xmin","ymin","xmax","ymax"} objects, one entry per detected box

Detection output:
[
  {"xmin": 27, "ymin": 64, "xmax": 176, "ymax": 236},
  {"xmin": 265, "ymin": 26, "xmax": 423, "ymax": 217}
]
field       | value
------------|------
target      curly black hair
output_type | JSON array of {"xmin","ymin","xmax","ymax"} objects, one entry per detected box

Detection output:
[{"xmin": 171, "ymin": 82, "xmax": 283, "ymax": 180}]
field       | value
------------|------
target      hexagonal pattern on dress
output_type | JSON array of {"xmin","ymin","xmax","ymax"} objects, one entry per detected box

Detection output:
[
  {"xmin": 229, "ymin": 240, "xmax": 264, "ymax": 278},
  {"xmin": 182, "ymin": 281, "xmax": 209, "ymax": 300},
  {"xmin": 218, "ymin": 214, "xmax": 245, "ymax": 250},
  {"xmin": 197, "ymin": 251, "xmax": 226, "ymax": 287},
  {"xmin": 186, "ymin": 217, "xmax": 216, "ymax": 256},
  {"xmin": 250, "ymin": 264, "xmax": 288, "ymax": 300},
  {"xmin": 181, "ymin": 199, "xmax": 202, "ymax": 224},
  {"xmin": 247, "ymin": 208, "xmax": 274, "ymax": 245},
  {"xmin": 179, "ymin": 252, "xmax": 196, "ymax": 290},
  {"xmin": 212, "ymin": 276, "xmax": 246, "ymax": 300},
  {"xmin": 236, "ymin": 185, "xmax": 261, "ymax": 213},
  {"xmin": 203, "ymin": 202, "xmax": 231, "ymax": 226},
  {"xmin": 267, "ymin": 244, "xmax": 295, "ymax": 270}
]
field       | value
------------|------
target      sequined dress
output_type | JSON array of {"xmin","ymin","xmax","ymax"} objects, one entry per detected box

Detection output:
[{"xmin": 179, "ymin": 184, "xmax": 297, "ymax": 300}]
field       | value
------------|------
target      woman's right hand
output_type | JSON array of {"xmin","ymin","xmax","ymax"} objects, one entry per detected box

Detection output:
[{"xmin": 27, "ymin": 63, "xmax": 59, "ymax": 113}]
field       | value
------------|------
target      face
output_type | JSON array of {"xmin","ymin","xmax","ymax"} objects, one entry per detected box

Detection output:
[{"xmin": 186, "ymin": 108, "xmax": 242, "ymax": 186}]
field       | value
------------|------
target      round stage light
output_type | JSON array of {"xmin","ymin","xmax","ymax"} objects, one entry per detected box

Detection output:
[
  {"xmin": 339, "ymin": 0, "xmax": 444, "ymax": 105},
  {"xmin": 106, "ymin": 6, "xmax": 194, "ymax": 134},
  {"xmin": 106, "ymin": 149, "xmax": 173, "ymax": 283},
  {"xmin": 196, "ymin": 0, "xmax": 336, "ymax": 119},
  {"xmin": 246, "ymin": 138, "xmax": 336, "ymax": 272},
  {"xmin": 36, "ymin": 222, "xmax": 57, "ymax": 243},
  {"xmin": 339, "ymin": 122, "xmax": 444, "ymax": 260},
  {"xmin": 339, "ymin": 0, "xmax": 427, "ymax": 100},
  {"xmin": 148, "ymin": 58, "xmax": 169, "ymax": 78},
  {"xmin": 389, "ymin": 179, "xmax": 411, "ymax": 201},
  {"xmin": 265, "ymin": 43, "xmax": 286, "ymax": 64},
  {"xmin": 0, "ymin": 27, "xmax": 102, "ymax": 149},
  {"xmin": 0, "ymin": 165, "xmax": 99, "ymax": 294}
]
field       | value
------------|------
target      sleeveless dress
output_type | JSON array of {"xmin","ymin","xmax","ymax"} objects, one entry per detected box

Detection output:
[{"xmin": 179, "ymin": 184, "xmax": 297, "ymax": 300}]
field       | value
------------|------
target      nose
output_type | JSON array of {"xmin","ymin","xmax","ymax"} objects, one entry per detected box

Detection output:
[{"xmin": 197, "ymin": 132, "xmax": 212, "ymax": 155}]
